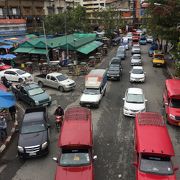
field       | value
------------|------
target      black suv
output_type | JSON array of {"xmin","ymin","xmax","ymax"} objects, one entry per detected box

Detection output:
[
  {"xmin": 17, "ymin": 107, "xmax": 50, "ymax": 159},
  {"xmin": 107, "ymin": 64, "xmax": 123, "ymax": 81}
]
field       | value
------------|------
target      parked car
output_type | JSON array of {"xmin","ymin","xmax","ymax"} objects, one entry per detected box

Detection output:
[
  {"xmin": 117, "ymin": 45, "xmax": 126, "ymax": 53},
  {"xmin": 34, "ymin": 72, "xmax": 76, "ymax": 92},
  {"xmin": 134, "ymin": 112, "xmax": 178, "ymax": 179},
  {"xmin": 132, "ymin": 45, "xmax": 141, "ymax": 54},
  {"xmin": 0, "ymin": 62, "xmax": 11, "ymax": 71},
  {"xmin": 130, "ymin": 66, "xmax": 145, "ymax": 83},
  {"xmin": 123, "ymin": 88, "xmax": 147, "ymax": 117},
  {"xmin": 148, "ymin": 47, "xmax": 154, "ymax": 57},
  {"xmin": 131, "ymin": 54, "xmax": 142, "ymax": 66},
  {"xmin": 0, "ymin": 68, "xmax": 33, "ymax": 82},
  {"xmin": 109, "ymin": 57, "xmax": 121, "ymax": 66},
  {"xmin": 53, "ymin": 107, "xmax": 96, "ymax": 180},
  {"xmin": 146, "ymin": 35, "xmax": 153, "ymax": 43},
  {"xmin": 152, "ymin": 51, "xmax": 165, "ymax": 67},
  {"xmin": 107, "ymin": 64, "xmax": 122, "ymax": 81},
  {"xmin": 163, "ymin": 79, "xmax": 180, "ymax": 126},
  {"xmin": 11, "ymin": 82, "xmax": 51, "ymax": 107},
  {"xmin": 116, "ymin": 48, "xmax": 126, "ymax": 60},
  {"xmin": 17, "ymin": 107, "xmax": 50, "ymax": 159}
]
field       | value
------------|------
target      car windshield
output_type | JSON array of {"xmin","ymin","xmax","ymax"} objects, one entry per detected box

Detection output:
[
  {"xmin": 169, "ymin": 98, "xmax": 180, "ymax": 108},
  {"xmin": 28, "ymin": 88, "xmax": 44, "ymax": 96},
  {"xmin": 132, "ymin": 69, "xmax": 143, "ymax": 74},
  {"xmin": 83, "ymin": 88, "xmax": 100, "ymax": 95},
  {"xmin": 56, "ymin": 75, "xmax": 68, "ymax": 81},
  {"xmin": 154, "ymin": 55, "xmax": 164, "ymax": 59},
  {"xmin": 59, "ymin": 149, "xmax": 90, "ymax": 167},
  {"xmin": 140, "ymin": 155, "xmax": 173, "ymax": 175},
  {"xmin": 21, "ymin": 121, "xmax": 46, "ymax": 134},
  {"xmin": 16, "ymin": 69, "xmax": 26, "ymax": 75},
  {"xmin": 126, "ymin": 93, "xmax": 144, "ymax": 103},
  {"xmin": 133, "ymin": 56, "xmax": 141, "ymax": 59}
]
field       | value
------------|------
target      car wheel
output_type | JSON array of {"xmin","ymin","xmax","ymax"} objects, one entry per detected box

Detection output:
[
  {"xmin": 58, "ymin": 86, "xmax": 64, "ymax": 92},
  {"xmin": 38, "ymin": 81, "xmax": 43, "ymax": 88},
  {"xmin": 18, "ymin": 78, "xmax": 23, "ymax": 83}
]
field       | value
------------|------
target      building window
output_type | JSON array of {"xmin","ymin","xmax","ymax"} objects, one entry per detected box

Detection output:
[
  {"xmin": 12, "ymin": 8, "xmax": 17, "ymax": 15},
  {"xmin": 0, "ymin": 8, "xmax": 3, "ymax": 15}
]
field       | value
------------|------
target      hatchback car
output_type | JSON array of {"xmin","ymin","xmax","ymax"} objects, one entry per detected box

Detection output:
[
  {"xmin": 132, "ymin": 45, "xmax": 141, "ymax": 54},
  {"xmin": 146, "ymin": 35, "xmax": 153, "ymax": 43},
  {"xmin": 139, "ymin": 36, "xmax": 147, "ymax": 45},
  {"xmin": 107, "ymin": 64, "xmax": 122, "ymax": 81},
  {"xmin": 123, "ymin": 88, "xmax": 147, "ymax": 117},
  {"xmin": 130, "ymin": 66, "xmax": 145, "ymax": 83},
  {"xmin": 131, "ymin": 54, "xmax": 142, "ymax": 66}
]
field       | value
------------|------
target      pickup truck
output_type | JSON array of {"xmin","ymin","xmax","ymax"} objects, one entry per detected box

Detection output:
[
  {"xmin": 17, "ymin": 107, "xmax": 50, "ymax": 159},
  {"xmin": 34, "ymin": 72, "xmax": 76, "ymax": 92},
  {"xmin": 11, "ymin": 82, "xmax": 51, "ymax": 107}
]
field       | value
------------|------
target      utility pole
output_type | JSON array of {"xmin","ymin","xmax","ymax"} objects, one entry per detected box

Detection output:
[{"xmin": 42, "ymin": 21, "xmax": 50, "ymax": 64}]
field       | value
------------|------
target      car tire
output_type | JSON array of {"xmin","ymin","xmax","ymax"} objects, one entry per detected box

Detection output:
[
  {"xmin": 18, "ymin": 78, "xmax": 23, "ymax": 83},
  {"xmin": 58, "ymin": 86, "xmax": 64, "ymax": 92},
  {"xmin": 38, "ymin": 81, "xmax": 43, "ymax": 88}
]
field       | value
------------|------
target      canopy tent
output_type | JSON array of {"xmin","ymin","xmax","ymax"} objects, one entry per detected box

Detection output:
[
  {"xmin": 0, "ymin": 90, "xmax": 16, "ymax": 108},
  {"xmin": 77, "ymin": 41, "xmax": 103, "ymax": 55},
  {"xmin": 14, "ymin": 47, "xmax": 33, "ymax": 53},
  {"xmin": 2, "ymin": 54, "xmax": 16, "ymax": 60},
  {"xmin": 0, "ymin": 45, "xmax": 13, "ymax": 49},
  {"xmin": 29, "ymin": 49, "xmax": 48, "ymax": 55}
]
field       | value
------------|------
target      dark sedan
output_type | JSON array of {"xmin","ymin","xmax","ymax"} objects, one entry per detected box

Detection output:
[{"xmin": 107, "ymin": 64, "xmax": 122, "ymax": 81}]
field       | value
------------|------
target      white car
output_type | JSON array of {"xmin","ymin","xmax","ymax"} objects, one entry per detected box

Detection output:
[
  {"xmin": 146, "ymin": 35, "xmax": 153, "ymax": 43},
  {"xmin": 117, "ymin": 45, "xmax": 126, "ymax": 53},
  {"xmin": 0, "ymin": 68, "xmax": 33, "ymax": 82},
  {"xmin": 131, "ymin": 54, "xmax": 142, "ymax": 65},
  {"xmin": 130, "ymin": 66, "xmax": 145, "ymax": 82},
  {"xmin": 132, "ymin": 45, "xmax": 141, "ymax": 54},
  {"xmin": 123, "ymin": 88, "xmax": 147, "ymax": 117}
]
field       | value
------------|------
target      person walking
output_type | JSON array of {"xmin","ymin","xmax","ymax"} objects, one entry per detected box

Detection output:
[
  {"xmin": 9, "ymin": 105, "xmax": 16, "ymax": 121},
  {"xmin": 0, "ymin": 115, "xmax": 7, "ymax": 141}
]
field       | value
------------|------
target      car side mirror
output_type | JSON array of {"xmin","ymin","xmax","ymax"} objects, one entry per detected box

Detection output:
[
  {"xmin": 173, "ymin": 166, "xmax": 179, "ymax": 172},
  {"xmin": 145, "ymin": 99, "xmax": 148, "ymax": 102},
  {"xmin": 144, "ymin": 72, "xmax": 146, "ymax": 74},
  {"xmin": 132, "ymin": 162, "xmax": 138, "ymax": 167},
  {"xmin": 165, "ymin": 102, "xmax": 168, "ymax": 106},
  {"xmin": 93, "ymin": 155, "xmax": 97, "ymax": 160},
  {"xmin": 52, "ymin": 157, "xmax": 58, "ymax": 163},
  {"xmin": 123, "ymin": 98, "xmax": 125, "ymax": 100}
]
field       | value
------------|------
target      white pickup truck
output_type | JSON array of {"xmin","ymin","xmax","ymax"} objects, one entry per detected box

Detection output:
[{"xmin": 34, "ymin": 72, "xmax": 76, "ymax": 92}]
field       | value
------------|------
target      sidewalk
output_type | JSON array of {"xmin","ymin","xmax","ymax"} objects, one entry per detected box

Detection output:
[{"xmin": 165, "ymin": 54, "xmax": 176, "ymax": 79}]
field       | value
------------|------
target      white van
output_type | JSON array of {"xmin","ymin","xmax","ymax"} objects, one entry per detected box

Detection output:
[{"xmin": 80, "ymin": 69, "xmax": 107, "ymax": 108}]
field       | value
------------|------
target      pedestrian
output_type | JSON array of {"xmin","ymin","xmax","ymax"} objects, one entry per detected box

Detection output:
[
  {"xmin": 0, "ymin": 115, "xmax": 7, "ymax": 141},
  {"xmin": 9, "ymin": 105, "xmax": 16, "ymax": 121}
]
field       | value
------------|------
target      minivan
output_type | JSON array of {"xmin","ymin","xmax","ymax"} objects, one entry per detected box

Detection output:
[
  {"xmin": 163, "ymin": 79, "xmax": 180, "ymax": 126},
  {"xmin": 134, "ymin": 112, "xmax": 178, "ymax": 179}
]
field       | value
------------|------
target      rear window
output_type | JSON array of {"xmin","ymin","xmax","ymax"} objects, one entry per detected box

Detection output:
[{"xmin": 140, "ymin": 154, "xmax": 173, "ymax": 175}]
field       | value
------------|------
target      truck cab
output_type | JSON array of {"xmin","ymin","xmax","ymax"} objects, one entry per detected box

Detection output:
[
  {"xmin": 163, "ymin": 79, "xmax": 180, "ymax": 126},
  {"xmin": 80, "ymin": 69, "xmax": 107, "ymax": 108},
  {"xmin": 134, "ymin": 112, "xmax": 178, "ymax": 179},
  {"xmin": 54, "ymin": 107, "xmax": 95, "ymax": 180}
]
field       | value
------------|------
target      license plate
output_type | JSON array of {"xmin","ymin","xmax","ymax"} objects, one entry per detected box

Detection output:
[
  {"xmin": 43, "ymin": 103, "xmax": 48, "ymax": 106},
  {"xmin": 29, "ymin": 152, "xmax": 36, "ymax": 156}
]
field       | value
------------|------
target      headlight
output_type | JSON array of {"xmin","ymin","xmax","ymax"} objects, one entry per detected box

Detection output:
[
  {"xmin": 18, "ymin": 146, "xmax": 24, "ymax": 153},
  {"xmin": 42, "ymin": 141, "xmax": 48, "ymax": 149},
  {"xmin": 35, "ymin": 100, "xmax": 39, "ymax": 105},
  {"xmin": 169, "ymin": 114, "xmax": 176, "ymax": 120},
  {"xmin": 124, "ymin": 107, "xmax": 129, "ymax": 111}
]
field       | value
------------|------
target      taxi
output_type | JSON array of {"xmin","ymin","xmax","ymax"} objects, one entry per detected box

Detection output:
[{"xmin": 152, "ymin": 51, "xmax": 165, "ymax": 67}]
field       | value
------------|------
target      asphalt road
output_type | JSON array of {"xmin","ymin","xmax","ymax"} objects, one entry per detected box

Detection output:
[{"xmin": 0, "ymin": 43, "xmax": 180, "ymax": 180}]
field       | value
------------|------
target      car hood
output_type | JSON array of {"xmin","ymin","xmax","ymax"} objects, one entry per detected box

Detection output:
[
  {"xmin": 124, "ymin": 101, "xmax": 145, "ymax": 110},
  {"xmin": 59, "ymin": 78, "xmax": 75, "ymax": 85},
  {"xmin": 131, "ymin": 59, "xmax": 141, "ymax": 62},
  {"xmin": 18, "ymin": 130, "xmax": 47, "ymax": 147},
  {"xmin": 31, "ymin": 92, "xmax": 50, "ymax": 102},
  {"xmin": 137, "ymin": 171, "xmax": 176, "ymax": 180},
  {"xmin": 131, "ymin": 73, "xmax": 145, "ymax": 78},
  {"xmin": 80, "ymin": 93, "xmax": 101, "ymax": 103},
  {"xmin": 55, "ymin": 165, "xmax": 93, "ymax": 180},
  {"xmin": 107, "ymin": 70, "xmax": 119, "ymax": 75}
]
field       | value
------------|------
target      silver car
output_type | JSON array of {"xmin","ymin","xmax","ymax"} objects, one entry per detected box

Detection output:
[{"xmin": 131, "ymin": 54, "xmax": 142, "ymax": 65}]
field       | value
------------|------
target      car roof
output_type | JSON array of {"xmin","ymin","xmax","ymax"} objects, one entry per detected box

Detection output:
[
  {"xmin": 58, "ymin": 107, "xmax": 93, "ymax": 148},
  {"xmin": 127, "ymin": 88, "xmax": 143, "ymax": 94},
  {"xmin": 132, "ymin": 66, "xmax": 143, "ymax": 70},
  {"xmin": 132, "ymin": 54, "xmax": 141, "ymax": 57},
  {"xmin": 135, "ymin": 112, "xmax": 175, "ymax": 156},
  {"xmin": 165, "ymin": 79, "xmax": 180, "ymax": 98},
  {"xmin": 23, "ymin": 111, "xmax": 44, "ymax": 123}
]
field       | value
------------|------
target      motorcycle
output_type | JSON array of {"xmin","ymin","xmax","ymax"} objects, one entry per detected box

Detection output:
[{"xmin": 55, "ymin": 116, "xmax": 63, "ymax": 131}]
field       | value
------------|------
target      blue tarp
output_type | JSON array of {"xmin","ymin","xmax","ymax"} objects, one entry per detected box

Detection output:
[
  {"xmin": 0, "ymin": 45, "xmax": 13, "ymax": 49},
  {"xmin": 1, "ymin": 54, "xmax": 16, "ymax": 59},
  {"xmin": 0, "ymin": 90, "xmax": 16, "ymax": 108}
]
